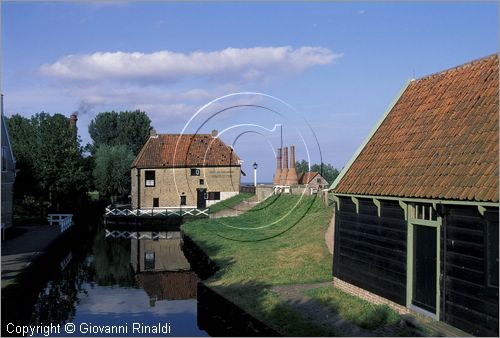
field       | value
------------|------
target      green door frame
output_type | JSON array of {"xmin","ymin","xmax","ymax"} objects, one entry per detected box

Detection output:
[{"xmin": 405, "ymin": 204, "xmax": 442, "ymax": 321}]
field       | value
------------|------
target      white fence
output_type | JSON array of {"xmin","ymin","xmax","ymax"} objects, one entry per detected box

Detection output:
[
  {"xmin": 105, "ymin": 206, "xmax": 209, "ymax": 217},
  {"xmin": 105, "ymin": 230, "xmax": 182, "ymax": 239},
  {"xmin": 47, "ymin": 214, "xmax": 73, "ymax": 232}
]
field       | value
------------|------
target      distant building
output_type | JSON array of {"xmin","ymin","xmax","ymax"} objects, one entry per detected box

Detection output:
[
  {"xmin": 1, "ymin": 95, "xmax": 16, "ymax": 232},
  {"xmin": 330, "ymin": 55, "xmax": 498, "ymax": 336},
  {"xmin": 298, "ymin": 171, "xmax": 329, "ymax": 194},
  {"xmin": 130, "ymin": 132, "xmax": 241, "ymax": 209}
]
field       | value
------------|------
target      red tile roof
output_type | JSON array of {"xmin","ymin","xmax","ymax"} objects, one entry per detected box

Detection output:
[
  {"xmin": 334, "ymin": 54, "xmax": 499, "ymax": 203},
  {"xmin": 131, "ymin": 134, "xmax": 240, "ymax": 168},
  {"xmin": 298, "ymin": 171, "xmax": 319, "ymax": 184}
]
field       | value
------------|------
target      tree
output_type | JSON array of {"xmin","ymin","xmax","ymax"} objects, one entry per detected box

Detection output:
[
  {"xmin": 93, "ymin": 144, "xmax": 135, "ymax": 203},
  {"xmin": 88, "ymin": 110, "xmax": 151, "ymax": 155},
  {"xmin": 7, "ymin": 113, "xmax": 90, "ymax": 212},
  {"xmin": 295, "ymin": 159, "xmax": 340, "ymax": 185}
]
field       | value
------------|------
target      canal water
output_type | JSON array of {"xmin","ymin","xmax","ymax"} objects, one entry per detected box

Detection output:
[{"xmin": 25, "ymin": 228, "xmax": 208, "ymax": 337}]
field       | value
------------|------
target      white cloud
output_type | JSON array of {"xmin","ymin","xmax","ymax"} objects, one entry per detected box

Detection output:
[{"xmin": 39, "ymin": 46, "xmax": 341, "ymax": 83}]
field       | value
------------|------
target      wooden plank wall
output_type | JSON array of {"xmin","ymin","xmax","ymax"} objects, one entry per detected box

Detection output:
[
  {"xmin": 442, "ymin": 205, "xmax": 499, "ymax": 336},
  {"xmin": 333, "ymin": 197, "xmax": 407, "ymax": 305}
]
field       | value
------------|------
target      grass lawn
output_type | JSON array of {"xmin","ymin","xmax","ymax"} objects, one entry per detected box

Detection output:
[
  {"xmin": 182, "ymin": 194, "xmax": 335, "ymax": 335},
  {"xmin": 208, "ymin": 192, "xmax": 253, "ymax": 213},
  {"xmin": 304, "ymin": 286, "xmax": 401, "ymax": 330}
]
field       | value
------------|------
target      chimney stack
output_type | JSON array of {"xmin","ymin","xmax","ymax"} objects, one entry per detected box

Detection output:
[
  {"xmin": 280, "ymin": 147, "xmax": 289, "ymax": 185},
  {"xmin": 69, "ymin": 112, "xmax": 78, "ymax": 128},
  {"xmin": 273, "ymin": 147, "xmax": 282, "ymax": 186},
  {"xmin": 286, "ymin": 145, "xmax": 298, "ymax": 185}
]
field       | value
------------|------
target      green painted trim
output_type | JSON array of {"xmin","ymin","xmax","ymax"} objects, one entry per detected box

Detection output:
[
  {"xmin": 351, "ymin": 196, "xmax": 359, "ymax": 214},
  {"xmin": 373, "ymin": 198, "xmax": 381, "ymax": 217},
  {"xmin": 406, "ymin": 222, "xmax": 413, "ymax": 308},
  {"xmin": 331, "ymin": 194, "xmax": 340, "ymax": 211},
  {"xmin": 399, "ymin": 200, "xmax": 408, "ymax": 221},
  {"xmin": 331, "ymin": 192, "xmax": 499, "ymax": 208},
  {"xmin": 329, "ymin": 79, "xmax": 414, "ymax": 191},
  {"xmin": 478, "ymin": 205, "xmax": 487, "ymax": 216}
]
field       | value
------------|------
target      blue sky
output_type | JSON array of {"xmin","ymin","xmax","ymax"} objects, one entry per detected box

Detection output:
[{"xmin": 2, "ymin": 2, "xmax": 498, "ymax": 182}]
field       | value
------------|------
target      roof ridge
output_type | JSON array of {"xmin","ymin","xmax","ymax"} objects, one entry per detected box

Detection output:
[{"xmin": 414, "ymin": 53, "xmax": 498, "ymax": 82}]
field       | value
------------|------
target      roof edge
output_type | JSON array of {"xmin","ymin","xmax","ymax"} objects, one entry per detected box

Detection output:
[
  {"xmin": 329, "ymin": 79, "xmax": 414, "ymax": 191},
  {"xmin": 131, "ymin": 136, "xmax": 153, "ymax": 168}
]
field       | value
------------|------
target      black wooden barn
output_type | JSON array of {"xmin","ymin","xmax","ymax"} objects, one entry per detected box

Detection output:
[{"xmin": 330, "ymin": 54, "xmax": 499, "ymax": 336}]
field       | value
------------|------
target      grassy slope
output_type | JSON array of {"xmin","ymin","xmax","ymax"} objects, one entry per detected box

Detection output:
[
  {"xmin": 304, "ymin": 286, "xmax": 401, "ymax": 330},
  {"xmin": 208, "ymin": 192, "xmax": 253, "ymax": 213},
  {"xmin": 182, "ymin": 194, "xmax": 334, "ymax": 335}
]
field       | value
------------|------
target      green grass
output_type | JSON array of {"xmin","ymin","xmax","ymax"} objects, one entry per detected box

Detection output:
[
  {"xmin": 304, "ymin": 285, "xmax": 401, "ymax": 330},
  {"xmin": 182, "ymin": 194, "xmax": 335, "ymax": 335},
  {"xmin": 208, "ymin": 192, "xmax": 253, "ymax": 213}
]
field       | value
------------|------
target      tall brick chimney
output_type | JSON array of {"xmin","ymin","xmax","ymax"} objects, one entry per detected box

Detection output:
[
  {"xmin": 280, "ymin": 147, "xmax": 289, "ymax": 185},
  {"xmin": 69, "ymin": 112, "xmax": 78, "ymax": 128},
  {"xmin": 286, "ymin": 145, "xmax": 298, "ymax": 185},
  {"xmin": 273, "ymin": 147, "xmax": 282, "ymax": 186}
]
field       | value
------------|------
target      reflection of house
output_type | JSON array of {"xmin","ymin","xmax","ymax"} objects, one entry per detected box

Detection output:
[
  {"xmin": 136, "ymin": 271, "xmax": 199, "ymax": 303},
  {"xmin": 130, "ymin": 232, "xmax": 190, "ymax": 272},
  {"xmin": 330, "ymin": 55, "xmax": 498, "ymax": 336},
  {"xmin": 131, "ymin": 131, "xmax": 241, "ymax": 209},
  {"xmin": 298, "ymin": 172, "xmax": 328, "ymax": 194},
  {"xmin": 1, "ymin": 94, "xmax": 16, "ymax": 232}
]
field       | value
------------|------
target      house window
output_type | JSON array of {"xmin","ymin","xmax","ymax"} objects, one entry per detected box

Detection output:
[
  {"xmin": 486, "ymin": 220, "xmax": 499, "ymax": 288},
  {"xmin": 1, "ymin": 146, "xmax": 6, "ymax": 172},
  {"xmin": 207, "ymin": 192, "xmax": 221, "ymax": 200},
  {"xmin": 180, "ymin": 196, "xmax": 187, "ymax": 206},
  {"xmin": 199, "ymin": 179, "xmax": 204, "ymax": 185},
  {"xmin": 153, "ymin": 198, "xmax": 159, "ymax": 208},
  {"xmin": 316, "ymin": 178, "xmax": 321, "ymax": 184},
  {"xmin": 145, "ymin": 170, "xmax": 155, "ymax": 187},
  {"xmin": 144, "ymin": 251, "xmax": 155, "ymax": 270},
  {"xmin": 190, "ymin": 168, "xmax": 200, "ymax": 176}
]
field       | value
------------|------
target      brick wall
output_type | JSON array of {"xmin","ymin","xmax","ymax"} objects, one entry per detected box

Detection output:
[{"xmin": 332, "ymin": 277, "xmax": 409, "ymax": 315}]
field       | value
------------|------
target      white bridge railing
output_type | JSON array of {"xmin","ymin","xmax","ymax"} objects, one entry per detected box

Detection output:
[
  {"xmin": 47, "ymin": 214, "xmax": 73, "ymax": 232},
  {"xmin": 105, "ymin": 206, "xmax": 209, "ymax": 217}
]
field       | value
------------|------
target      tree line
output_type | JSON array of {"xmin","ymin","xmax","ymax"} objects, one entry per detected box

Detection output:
[{"xmin": 7, "ymin": 110, "xmax": 151, "ymax": 219}]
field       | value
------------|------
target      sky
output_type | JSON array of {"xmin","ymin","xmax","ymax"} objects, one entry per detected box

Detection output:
[{"xmin": 1, "ymin": 1, "xmax": 498, "ymax": 182}]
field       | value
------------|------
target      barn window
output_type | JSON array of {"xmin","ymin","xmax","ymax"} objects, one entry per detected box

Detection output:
[
  {"xmin": 409, "ymin": 203, "xmax": 438, "ymax": 221},
  {"xmin": 144, "ymin": 251, "xmax": 155, "ymax": 270},
  {"xmin": 190, "ymin": 168, "xmax": 200, "ymax": 176},
  {"xmin": 153, "ymin": 198, "xmax": 159, "ymax": 208},
  {"xmin": 145, "ymin": 170, "xmax": 155, "ymax": 187},
  {"xmin": 180, "ymin": 196, "xmax": 186, "ymax": 206},
  {"xmin": 207, "ymin": 192, "xmax": 221, "ymax": 200},
  {"xmin": 199, "ymin": 179, "xmax": 204, "ymax": 185}
]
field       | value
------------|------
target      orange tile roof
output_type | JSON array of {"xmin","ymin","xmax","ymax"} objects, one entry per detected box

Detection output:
[
  {"xmin": 131, "ymin": 134, "xmax": 240, "ymax": 168},
  {"xmin": 334, "ymin": 54, "xmax": 499, "ymax": 203},
  {"xmin": 298, "ymin": 171, "xmax": 319, "ymax": 184}
]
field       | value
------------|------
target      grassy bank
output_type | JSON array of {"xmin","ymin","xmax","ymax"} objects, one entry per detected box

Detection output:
[
  {"xmin": 304, "ymin": 286, "xmax": 401, "ymax": 330},
  {"xmin": 208, "ymin": 192, "xmax": 253, "ymax": 214},
  {"xmin": 182, "ymin": 194, "xmax": 334, "ymax": 335}
]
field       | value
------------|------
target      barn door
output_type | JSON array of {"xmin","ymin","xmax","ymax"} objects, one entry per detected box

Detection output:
[
  {"xmin": 412, "ymin": 224, "xmax": 437, "ymax": 314},
  {"xmin": 197, "ymin": 188, "xmax": 206, "ymax": 209}
]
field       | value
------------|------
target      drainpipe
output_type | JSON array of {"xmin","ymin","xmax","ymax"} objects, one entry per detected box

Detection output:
[{"xmin": 137, "ymin": 169, "xmax": 141, "ymax": 209}]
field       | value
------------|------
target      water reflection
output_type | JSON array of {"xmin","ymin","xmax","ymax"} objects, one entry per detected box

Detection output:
[{"xmin": 27, "ymin": 228, "xmax": 207, "ymax": 337}]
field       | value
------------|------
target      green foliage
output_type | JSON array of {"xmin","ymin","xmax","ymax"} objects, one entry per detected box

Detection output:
[
  {"xmin": 295, "ymin": 160, "xmax": 340, "ymax": 185},
  {"xmin": 93, "ymin": 144, "xmax": 135, "ymax": 201},
  {"xmin": 304, "ymin": 286, "xmax": 401, "ymax": 330},
  {"xmin": 7, "ymin": 113, "xmax": 89, "ymax": 211},
  {"xmin": 88, "ymin": 110, "xmax": 151, "ymax": 155}
]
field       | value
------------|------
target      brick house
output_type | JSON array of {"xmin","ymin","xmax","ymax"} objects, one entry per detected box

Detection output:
[
  {"xmin": 131, "ymin": 133, "xmax": 241, "ymax": 209},
  {"xmin": 298, "ymin": 171, "xmax": 329, "ymax": 194},
  {"xmin": 330, "ymin": 55, "xmax": 498, "ymax": 336}
]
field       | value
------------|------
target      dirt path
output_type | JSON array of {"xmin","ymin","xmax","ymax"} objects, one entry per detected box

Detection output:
[
  {"xmin": 324, "ymin": 215, "xmax": 334, "ymax": 255},
  {"xmin": 209, "ymin": 195, "xmax": 260, "ymax": 219}
]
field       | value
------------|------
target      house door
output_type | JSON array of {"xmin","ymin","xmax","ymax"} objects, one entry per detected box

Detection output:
[
  {"xmin": 197, "ymin": 188, "xmax": 206, "ymax": 209},
  {"xmin": 412, "ymin": 224, "xmax": 437, "ymax": 314}
]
